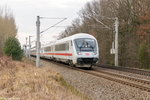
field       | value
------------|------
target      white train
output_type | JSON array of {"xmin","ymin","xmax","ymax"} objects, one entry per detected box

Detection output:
[{"xmin": 31, "ymin": 33, "xmax": 99, "ymax": 69}]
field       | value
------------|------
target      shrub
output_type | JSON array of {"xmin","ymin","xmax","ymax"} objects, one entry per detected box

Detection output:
[
  {"xmin": 139, "ymin": 43, "xmax": 150, "ymax": 69},
  {"xmin": 4, "ymin": 37, "xmax": 23, "ymax": 60}
]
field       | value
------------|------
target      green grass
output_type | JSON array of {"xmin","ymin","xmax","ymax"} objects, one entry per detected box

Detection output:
[
  {"xmin": 56, "ymin": 76, "xmax": 92, "ymax": 100},
  {"xmin": 0, "ymin": 98, "xmax": 5, "ymax": 100}
]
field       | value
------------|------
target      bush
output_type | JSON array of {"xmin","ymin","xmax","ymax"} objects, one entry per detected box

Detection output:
[
  {"xmin": 139, "ymin": 43, "xmax": 150, "ymax": 69},
  {"xmin": 4, "ymin": 37, "xmax": 23, "ymax": 60}
]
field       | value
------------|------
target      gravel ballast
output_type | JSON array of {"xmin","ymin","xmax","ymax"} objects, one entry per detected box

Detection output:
[{"xmin": 41, "ymin": 60, "xmax": 150, "ymax": 100}]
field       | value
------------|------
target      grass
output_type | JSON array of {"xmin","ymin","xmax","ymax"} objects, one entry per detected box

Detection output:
[
  {"xmin": 0, "ymin": 98, "xmax": 5, "ymax": 100},
  {"xmin": 56, "ymin": 76, "xmax": 91, "ymax": 100},
  {"xmin": 0, "ymin": 57, "xmax": 91, "ymax": 100}
]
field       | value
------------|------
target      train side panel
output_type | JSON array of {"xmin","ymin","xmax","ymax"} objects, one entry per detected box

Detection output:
[{"xmin": 31, "ymin": 33, "xmax": 99, "ymax": 68}]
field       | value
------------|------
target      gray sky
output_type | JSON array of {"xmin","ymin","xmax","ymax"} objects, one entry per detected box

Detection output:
[{"xmin": 0, "ymin": 0, "xmax": 92, "ymax": 46}]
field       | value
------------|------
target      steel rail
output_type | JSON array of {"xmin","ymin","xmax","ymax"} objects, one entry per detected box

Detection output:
[
  {"xmin": 97, "ymin": 65, "xmax": 150, "ymax": 76},
  {"xmin": 75, "ymin": 69, "xmax": 150, "ymax": 92},
  {"xmin": 94, "ymin": 69, "xmax": 150, "ymax": 85},
  {"xmin": 31, "ymin": 57, "xmax": 150, "ymax": 92}
]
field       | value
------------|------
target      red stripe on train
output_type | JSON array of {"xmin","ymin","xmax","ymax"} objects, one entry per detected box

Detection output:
[{"xmin": 43, "ymin": 53, "xmax": 73, "ymax": 56}]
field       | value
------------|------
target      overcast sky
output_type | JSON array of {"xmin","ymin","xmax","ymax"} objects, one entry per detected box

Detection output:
[{"xmin": 0, "ymin": 0, "xmax": 92, "ymax": 46}]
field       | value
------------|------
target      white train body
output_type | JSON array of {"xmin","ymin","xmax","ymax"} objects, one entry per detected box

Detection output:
[{"xmin": 32, "ymin": 33, "xmax": 99, "ymax": 68}]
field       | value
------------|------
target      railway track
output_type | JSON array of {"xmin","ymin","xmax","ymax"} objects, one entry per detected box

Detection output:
[
  {"xmin": 95, "ymin": 69, "xmax": 150, "ymax": 85},
  {"xmin": 71, "ymin": 68, "xmax": 150, "ymax": 92},
  {"xmin": 32, "ymin": 57, "xmax": 150, "ymax": 92},
  {"xmin": 97, "ymin": 65, "xmax": 150, "ymax": 76},
  {"xmin": 54, "ymin": 63, "xmax": 150, "ymax": 92}
]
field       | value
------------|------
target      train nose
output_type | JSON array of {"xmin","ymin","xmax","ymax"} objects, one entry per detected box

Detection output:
[
  {"xmin": 77, "ymin": 58, "xmax": 98, "ymax": 64},
  {"xmin": 93, "ymin": 58, "xmax": 98, "ymax": 63}
]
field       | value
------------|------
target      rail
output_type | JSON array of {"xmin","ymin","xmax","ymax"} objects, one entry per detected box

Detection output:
[
  {"xmin": 31, "ymin": 57, "xmax": 150, "ymax": 92},
  {"xmin": 97, "ymin": 65, "xmax": 150, "ymax": 76}
]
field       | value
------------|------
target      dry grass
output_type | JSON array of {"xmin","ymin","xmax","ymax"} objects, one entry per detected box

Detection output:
[{"xmin": 0, "ymin": 57, "xmax": 90, "ymax": 100}]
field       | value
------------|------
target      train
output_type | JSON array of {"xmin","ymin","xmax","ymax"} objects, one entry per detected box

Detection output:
[{"xmin": 31, "ymin": 33, "xmax": 99, "ymax": 69}]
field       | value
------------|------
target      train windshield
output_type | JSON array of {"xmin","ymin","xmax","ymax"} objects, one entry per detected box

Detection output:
[{"xmin": 74, "ymin": 38, "xmax": 97, "ymax": 52}]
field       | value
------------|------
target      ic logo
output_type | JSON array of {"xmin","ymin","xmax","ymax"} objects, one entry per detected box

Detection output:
[{"xmin": 85, "ymin": 53, "xmax": 90, "ymax": 56}]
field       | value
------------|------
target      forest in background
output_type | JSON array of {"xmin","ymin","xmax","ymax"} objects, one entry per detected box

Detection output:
[
  {"xmin": 0, "ymin": 7, "xmax": 17, "ymax": 55},
  {"xmin": 59, "ymin": 0, "xmax": 150, "ymax": 68}
]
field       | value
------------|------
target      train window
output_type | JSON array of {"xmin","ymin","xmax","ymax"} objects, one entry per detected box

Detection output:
[
  {"xmin": 71, "ymin": 41, "xmax": 72, "ymax": 46},
  {"xmin": 51, "ymin": 46, "xmax": 53, "ymax": 51},
  {"xmin": 44, "ymin": 46, "xmax": 51, "ymax": 51},
  {"xmin": 31, "ymin": 50, "xmax": 36, "ymax": 53},
  {"xmin": 55, "ymin": 43, "xmax": 69, "ymax": 51},
  {"xmin": 74, "ymin": 38, "xmax": 97, "ymax": 52},
  {"xmin": 66, "ymin": 43, "xmax": 69, "ymax": 50}
]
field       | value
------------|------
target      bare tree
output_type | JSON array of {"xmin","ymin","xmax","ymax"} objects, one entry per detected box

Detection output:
[
  {"xmin": 0, "ymin": 6, "xmax": 17, "ymax": 55},
  {"xmin": 59, "ymin": 0, "xmax": 150, "ymax": 68}
]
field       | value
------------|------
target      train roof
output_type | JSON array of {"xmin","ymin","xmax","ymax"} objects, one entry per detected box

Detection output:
[
  {"xmin": 68, "ymin": 33, "xmax": 95, "ymax": 39},
  {"xmin": 59, "ymin": 33, "xmax": 95, "ymax": 41},
  {"xmin": 43, "ymin": 33, "xmax": 96, "ymax": 47}
]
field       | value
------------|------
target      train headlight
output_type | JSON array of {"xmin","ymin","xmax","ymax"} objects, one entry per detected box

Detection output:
[
  {"xmin": 94, "ymin": 52, "xmax": 97, "ymax": 55},
  {"xmin": 77, "ymin": 52, "xmax": 82, "ymax": 55}
]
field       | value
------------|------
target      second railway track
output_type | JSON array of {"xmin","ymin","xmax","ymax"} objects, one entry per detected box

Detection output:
[
  {"xmin": 95, "ymin": 69, "xmax": 150, "ymax": 85},
  {"xmin": 97, "ymin": 65, "xmax": 150, "ymax": 76},
  {"xmin": 70, "ymin": 66, "xmax": 150, "ymax": 92}
]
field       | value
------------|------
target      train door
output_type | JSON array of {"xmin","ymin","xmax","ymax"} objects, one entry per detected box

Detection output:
[
  {"xmin": 65, "ymin": 42, "xmax": 69, "ymax": 60},
  {"xmin": 52, "ymin": 45, "xmax": 55, "ymax": 59},
  {"xmin": 69, "ymin": 41, "xmax": 73, "ymax": 60}
]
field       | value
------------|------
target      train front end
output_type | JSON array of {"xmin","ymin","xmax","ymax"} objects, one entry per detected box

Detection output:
[{"xmin": 73, "ymin": 35, "xmax": 99, "ymax": 68}]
